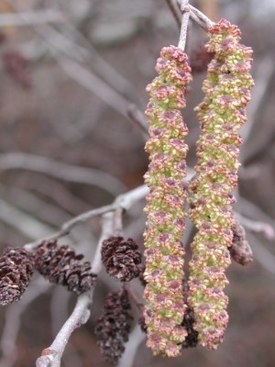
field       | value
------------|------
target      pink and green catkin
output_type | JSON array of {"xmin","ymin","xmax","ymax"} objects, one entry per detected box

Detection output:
[
  {"xmin": 143, "ymin": 45, "xmax": 192, "ymax": 357},
  {"xmin": 188, "ymin": 19, "xmax": 254, "ymax": 350}
]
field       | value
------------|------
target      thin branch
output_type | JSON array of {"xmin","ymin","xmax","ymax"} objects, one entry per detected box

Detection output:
[
  {"xmin": 165, "ymin": 0, "xmax": 182, "ymax": 28},
  {"xmin": 24, "ymin": 185, "xmax": 148, "ymax": 250},
  {"xmin": 189, "ymin": 4, "xmax": 214, "ymax": 30},
  {"xmin": 0, "ymin": 10, "xmax": 65, "ymax": 27},
  {"xmin": 178, "ymin": 0, "xmax": 190, "ymax": 50},
  {"xmin": 0, "ymin": 152, "xmax": 126, "ymax": 196},
  {"xmin": 176, "ymin": 1, "xmax": 214, "ymax": 31},
  {"xmin": 36, "ymin": 213, "xmax": 114, "ymax": 367}
]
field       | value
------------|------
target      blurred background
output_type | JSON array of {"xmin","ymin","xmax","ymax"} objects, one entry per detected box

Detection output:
[{"xmin": 0, "ymin": 0, "xmax": 275, "ymax": 366}]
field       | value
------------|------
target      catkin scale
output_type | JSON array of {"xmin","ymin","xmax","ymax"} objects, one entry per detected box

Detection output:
[{"xmin": 143, "ymin": 45, "xmax": 192, "ymax": 357}]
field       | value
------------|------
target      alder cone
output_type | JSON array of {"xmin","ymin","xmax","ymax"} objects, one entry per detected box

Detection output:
[
  {"xmin": 101, "ymin": 236, "xmax": 142, "ymax": 281},
  {"xmin": 0, "ymin": 247, "xmax": 34, "ymax": 306},
  {"xmin": 94, "ymin": 290, "xmax": 132, "ymax": 364},
  {"xmin": 34, "ymin": 240, "xmax": 97, "ymax": 294}
]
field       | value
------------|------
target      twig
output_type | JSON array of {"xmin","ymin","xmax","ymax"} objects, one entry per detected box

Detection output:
[
  {"xmin": 24, "ymin": 184, "xmax": 148, "ymax": 250},
  {"xmin": 165, "ymin": 0, "xmax": 182, "ymax": 28},
  {"xmin": 189, "ymin": 4, "xmax": 214, "ymax": 30},
  {"xmin": 36, "ymin": 213, "xmax": 114, "ymax": 367},
  {"xmin": 0, "ymin": 10, "xmax": 65, "ymax": 27},
  {"xmin": 0, "ymin": 152, "xmax": 126, "ymax": 196},
  {"xmin": 178, "ymin": 0, "xmax": 190, "ymax": 50},
  {"xmin": 176, "ymin": 1, "xmax": 214, "ymax": 31},
  {"xmin": 241, "ymin": 56, "xmax": 275, "ymax": 163}
]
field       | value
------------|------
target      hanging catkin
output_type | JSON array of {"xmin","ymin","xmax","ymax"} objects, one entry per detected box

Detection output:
[
  {"xmin": 143, "ymin": 45, "xmax": 192, "ymax": 356},
  {"xmin": 188, "ymin": 19, "xmax": 254, "ymax": 350}
]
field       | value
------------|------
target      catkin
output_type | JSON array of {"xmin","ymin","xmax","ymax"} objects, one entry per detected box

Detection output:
[
  {"xmin": 143, "ymin": 45, "xmax": 192, "ymax": 356},
  {"xmin": 188, "ymin": 19, "xmax": 254, "ymax": 349}
]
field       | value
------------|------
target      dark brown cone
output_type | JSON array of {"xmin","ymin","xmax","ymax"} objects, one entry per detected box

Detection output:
[
  {"xmin": 0, "ymin": 247, "xmax": 34, "ymax": 306},
  {"xmin": 34, "ymin": 240, "xmax": 97, "ymax": 294},
  {"xmin": 94, "ymin": 290, "xmax": 133, "ymax": 364},
  {"xmin": 230, "ymin": 221, "xmax": 253, "ymax": 266},
  {"xmin": 101, "ymin": 236, "xmax": 142, "ymax": 282},
  {"xmin": 181, "ymin": 307, "xmax": 199, "ymax": 349}
]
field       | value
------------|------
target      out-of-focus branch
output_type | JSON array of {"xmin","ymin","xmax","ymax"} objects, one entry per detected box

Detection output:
[
  {"xmin": 0, "ymin": 10, "xmax": 65, "ymax": 27},
  {"xmin": 247, "ymin": 232, "xmax": 275, "ymax": 276},
  {"xmin": 0, "ymin": 198, "xmax": 53, "ymax": 239},
  {"xmin": 241, "ymin": 56, "xmax": 275, "ymax": 163},
  {"xmin": 58, "ymin": 56, "xmax": 131, "ymax": 118},
  {"xmin": 0, "ymin": 280, "xmax": 50, "ymax": 367},
  {"xmin": 127, "ymin": 104, "xmax": 149, "ymax": 138},
  {"xmin": 0, "ymin": 152, "xmax": 126, "ymax": 195},
  {"xmin": 2, "ymin": 1, "xmax": 147, "ymax": 140},
  {"xmin": 117, "ymin": 324, "xmax": 145, "ymax": 367},
  {"xmin": 236, "ymin": 213, "xmax": 275, "ymax": 241},
  {"xmin": 165, "ymin": 0, "xmax": 182, "ymax": 28},
  {"xmin": 29, "ymin": 24, "xmax": 146, "ymax": 135},
  {"xmin": 237, "ymin": 196, "xmax": 275, "ymax": 232},
  {"xmin": 36, "ymin": 213, "xmax": 114, "ymax": 367}
]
